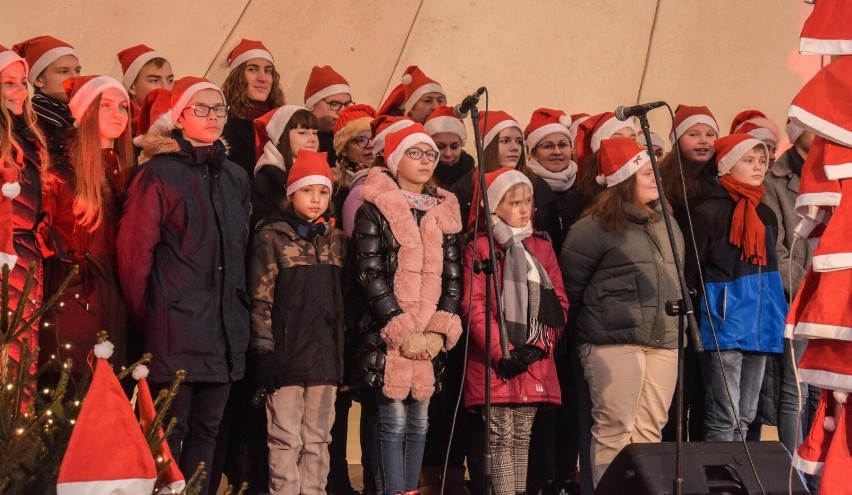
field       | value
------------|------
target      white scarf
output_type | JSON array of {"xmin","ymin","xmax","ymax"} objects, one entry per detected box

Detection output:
[{"xmin": 526, "ymin": 157, "xmax": 578, "ymax": 192}]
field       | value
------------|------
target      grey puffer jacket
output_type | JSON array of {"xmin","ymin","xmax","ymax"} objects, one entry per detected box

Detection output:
[{"xmin": 560, "ymin": 202, "xmax": 683, "ymax": 348}]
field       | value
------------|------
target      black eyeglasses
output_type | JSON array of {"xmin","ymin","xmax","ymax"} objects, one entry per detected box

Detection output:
[
  {"xmin": 406, "ymin": 148, "xmax": 439, "ymax": 162},
  {"xmin": 186, "ymin": 104, "xmax": 229, "ymax": 118},
  {"xmin": 323, "ymin": 98, "xmax": 354, "ymax": 112},
  {"xmin": 535, "ymin": 141, "xmax": 571, "ymax": 152},
  {"xmin": 349, "ymin": 136, "xmax": 372, "ymax": 148}
]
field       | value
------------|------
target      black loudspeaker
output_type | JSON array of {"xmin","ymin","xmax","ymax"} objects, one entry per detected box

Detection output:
[{"xmin": 595, "ymin": 441, "xmax": 809, "ymax": 494}]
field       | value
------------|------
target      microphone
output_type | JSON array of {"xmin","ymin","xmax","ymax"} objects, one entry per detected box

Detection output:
[
  {"xmin": 454, "ymin": 87, "xmax": 486, "ymax": 119},
  {"xmin": 614, "ymin": 101, "xmax": 666, "ymax": 121}
]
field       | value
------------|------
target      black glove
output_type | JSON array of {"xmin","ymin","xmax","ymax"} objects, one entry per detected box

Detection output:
[
  {"xmin": 496, "ymin": 357, "xmax": 528, "ymax": 380},
  {"xmin": 511, "ymin": 345, "xmax": 546, "ymax": 366},
  {"xmin": 248, "ymin": 352, "xmax": 275, "ymax": 393}
]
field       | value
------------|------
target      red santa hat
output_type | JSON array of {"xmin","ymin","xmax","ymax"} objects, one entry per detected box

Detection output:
[
  {"xmin": 713, "ymin": 134, "xmax": 768, "ymax": 176},
  {"xmin": 424, "ymin": 106, "xmax": 467, "ymax": 145},
  {"xmin": 729, "ymin": 110, "xmax": 780, "ymax": 145},
  {"xmin": 400, "ymin": 66, "xmax": 445, "ymax": 115},
  {"xmin": 479, "ymin": 110, "xmax": 522, "ymax": 150},
  {"xmin": 134, "ymin": 88, "xmax": 172, "ymax": 145},
  {"xmin": 793, "ymin": 388, "xmax": 836, "ymax": 474},
  {"xmin": 133, "ymin": 364, "xmax": 185, "ymax": 494},
  {"xmin": 287, "ymin": 149, "xmax": 333, "ymax": 196},
  {"xmin": 377, "ymin": 83, "xmax": 405, "ymax": 117},
  {"xmin": 117, "ymin": 44, "xmax": 167, "ymax": 90},
  {"xmin": 670, "ymin": 104, "xmax": 720, "ymax": 145},
  {"xmin": 567, "ymin": 113, "xmax": 590, "ymax": 147},
  {"xmin": 304, "ymin": 65, "xmax": 351, "ymax": 110},
  {"xmin": 333, "ymin": 104, "xmax": 377, "ymax": 157},
  {"xmin": 12, "ymin": 35, "xmax": 78, "ymax": 84},
  {"xmin": 170, "ymin": 76, "xmax": 224, "ymax": 126},
  {"xmin": 0, "ymin": 44, "xmax": 28, "ymax": 75},
  {"xmin": 636, "ymin": 129, "xmax": 664, "ymax": 151},
  {"xmin": 57, "ymin": 341, "xmax": 157, "ymax": 494},
  {"xmin": 0, "ymin": 166, "xmax": 20, "ymax": 270},
  {"xmin": 595, "ymin": 137, "xmax": 651, "ymax": 187},
  {"xmin": 811, "ymin": 175, "xmax": 852, "ymax": 271},
  {"xmin": 253, "ymin": 104, "xmax": 309, "ymax": 174},
  {"xmin": 63, "ymin": 75, "xmax": 129, "ymax": 123},
  {"xmin": 485, "ymin": 168, "xmax": 533, "ymax": 214},
  {"xmin": 588, "ymin": 112, "xmax": 638, "ymax": 154},
  {"xmin": 384, "ymin": 122, "xmax": 438, "ymax": 176},
  {"xmin": 818, "ymin": 391, "xmax": 852, "ymax": 494},
  {"xmin": 524, "ymin": 108, "xmax": 572, "ymax": 150},
  {"xmin": 371, "ymin": 115, "xmax": 416, "ymax": 156},
  {"xmin": 799, "ymin": 0, "xmax": 852, "ymax": 55},
  {"xmin": 788, "ymin": 55, "xmax": 852, "ymax": 147},
  {"xmin": 227, "ymin": 39, "xmax": 273, "ymax": 72}
]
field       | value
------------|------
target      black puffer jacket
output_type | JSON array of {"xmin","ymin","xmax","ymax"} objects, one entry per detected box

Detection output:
[{"xmin": 117, "ymin": 128, "xmax": 251, "ymax": 383}]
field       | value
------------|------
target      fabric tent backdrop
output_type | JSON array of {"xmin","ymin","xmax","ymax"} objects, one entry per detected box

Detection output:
[{"xmin": 4, "ymin": 0, "xmax": 823, "ymax": 151}]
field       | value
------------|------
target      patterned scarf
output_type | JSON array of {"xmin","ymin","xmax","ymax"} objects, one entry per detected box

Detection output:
[
  {"xmin": 400, "ymin": 189, "xmax": 439, "ymax": 211},
  {"xmin": 720, "ymin": 175, "xmax": 767, "ymax": 265},
  {"xmin": 526, "ymin": 157, "xmax": 578, "ymax": 192},
  {"xmin": 283, "ymin": 208, "xmax": 334, "ymax": 241},
  {"xmin": 31, "ymin": 91, "xmax": 74, "ymax": 128}
]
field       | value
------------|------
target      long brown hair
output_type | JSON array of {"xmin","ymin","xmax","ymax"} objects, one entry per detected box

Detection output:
[
  {"xmin": 481, "ymin": 133, "xmax": 527, "ymax": 173},
  {"xmin": 659, "ymin": 143, "xmax": 716, "ymax": 211},
  {"xmin": 0, "ymin": 88, "xmax": 49, "ymax": 175},
  {"xmin": 584, "ymin": 172, "xmax": 653, "ymax": 234},
  {"xmin": 68, "ymin": 94, "xmax": 134, "ymax": 230},
  {"xmin": 221, "ymin": 62, "xmax": 286, "ymax": 119},
  {"xmin": 275, "ymin": 109, "xmax": 319, "ymax": 171}
]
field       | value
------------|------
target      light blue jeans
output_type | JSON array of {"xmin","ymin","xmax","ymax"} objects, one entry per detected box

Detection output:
[
  {"xmin": 701, "ymin": 350, "xmax": 767, "ymax": 441},
  {"xmin": 376, "ymin": 392, "xmax": 430, "ymax": 494}
]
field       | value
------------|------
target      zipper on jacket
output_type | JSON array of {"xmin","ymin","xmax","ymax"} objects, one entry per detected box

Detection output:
[{"xmin": 206, "ymin": 164, "xmax": 234, "ymax": 371}]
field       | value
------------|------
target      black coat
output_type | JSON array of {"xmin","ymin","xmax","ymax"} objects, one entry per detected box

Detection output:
[
  {"xmin": 117, "ymin": 128, "xmax": 251, "ymax": 383},
  {"xmin": 250, "ymin": 164, "xmax": 287, "ymax": 229},
  {"xmin": 432, "ymin": 151, "xmax": 475, "ymax": 190},
  {"xmin": 222, "ymin": 116, "xmax": 256, "ymax": 179}
]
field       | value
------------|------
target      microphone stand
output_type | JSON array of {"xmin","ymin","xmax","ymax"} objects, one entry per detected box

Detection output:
[
  {"xmin": 467, "ymin": 102, "xmax": 512, "ymax": 495},
  {"xmin": 636, "ymin": 111, "xmax": 703, "ymax": 495}
]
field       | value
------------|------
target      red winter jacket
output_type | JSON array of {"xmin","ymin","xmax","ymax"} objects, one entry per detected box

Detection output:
[{"xmin": 462, "ymin": 232, "xmax": 568, "ymax": 409}]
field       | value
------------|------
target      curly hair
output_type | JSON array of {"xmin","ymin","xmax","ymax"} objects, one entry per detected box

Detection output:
[{"xmin": 221, "ymin": 61, "xmax": 286, "ymax": 119}]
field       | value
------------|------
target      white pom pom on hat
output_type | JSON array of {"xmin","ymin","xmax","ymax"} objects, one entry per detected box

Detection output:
[
  {"xmin": 93, "ymin": 340, "xmax": 115, "ymax": 359},
  {"xmin": 132, "ymin": 364, "xmax": 150, "ymax": 380}
]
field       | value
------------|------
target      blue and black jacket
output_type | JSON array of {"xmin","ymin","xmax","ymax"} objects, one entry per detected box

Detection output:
[{"xmin": 687, "ymin": 185, "xmax": 786, "ymax": 353}]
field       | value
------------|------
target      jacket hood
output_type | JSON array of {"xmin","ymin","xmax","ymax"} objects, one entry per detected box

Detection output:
[{"xmin": 138, "ymin": 125, "xmax": 230, "ymax": 165}]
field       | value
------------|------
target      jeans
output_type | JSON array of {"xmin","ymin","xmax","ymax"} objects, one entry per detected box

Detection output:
[
  {"xmin": 701, "ymin": 350, "xmax": 766, "ymax": 441},
  {"xmin": 376, "ymin": 392, "xmax": 430, "ymax": 494}
]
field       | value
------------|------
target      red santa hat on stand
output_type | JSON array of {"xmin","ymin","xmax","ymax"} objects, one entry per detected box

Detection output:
[
  {"xmin": 134, "ymin": 88, "xmax": 172, "ymax": 145},
  {"xmin": 57, "ymin": 341, "xmax": 156, "ymax": 494},
  {"xmin": 595, "ymin": 137, "xmax": 651, "ymax": 187},
  {"xmin": 799, "ymin": 0, "xmax": 852, "ymax": 55},
  {"xmin": 524, "ymin": 108, "xmax": 572, "ymax": 149},
  {"xmin": 133, "ymin": 364, "xmax": 185, "ymax": 494},
  {"xmin": 64, "ymin": 75, "xmax": 129, "ymax": 123},
  {"xmin": 287, "ymin": 149, "xmax": 333, "ymax": 196},
  {"xmin": 226, "ymin": 39, "xmax": 273, "ymax": 72},
  {"xmin": 117, "ymin": 44, "xmax": 167, "ymax": 90},
  {"xmin": 424, "ymin": 106, "xmax": 467, "ymax": 145},
  {"xmin": 383, "ymin": 122, "xmax": 438, "ymax": 176},
  {"xmin": 788, "ymin": 55, "xmax": 852, "ymax": 148},
  {"xmin": 304, "ymin": 65, "xmax": 350, "ymax": 110},
  {"xmin": 371, "ymin": 115, "xmax": 415, "ymax": 156},
  {"xmin": 400, "ymin": 66, "xmax": 445, "ymax": 115},
  {"xmin": 484, "ymin": 168, "xmax": 533, "ymax": 214},
  {"xmin": 12, "ymin": 35, "xmax": 77, "ymax": 84},
  {"xmin": 670, "ymin": 104, "xmax": 720, "ymax": 145},
  {"xmin": 253, "ymin": 104, "xmax": 309, "ymax": 174},
  {"xmin": 478, "ymin": 110, "xmax": 522, "ymax": 150},
  {"xmin": 729, "ymin": 110, "xmax": 780, "ymax": 146}
]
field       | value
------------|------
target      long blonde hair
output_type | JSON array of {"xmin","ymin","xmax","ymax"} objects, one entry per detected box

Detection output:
[
  {"xmin": 67, "ymin": 94, "xmax": 134, "ymax": 230},
  {"xmin": 0, "ymin": 89, "xmax": 49, "ymax": 175}
]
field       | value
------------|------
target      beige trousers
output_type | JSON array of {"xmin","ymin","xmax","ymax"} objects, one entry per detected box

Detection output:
[
  {"xmin": 579, "ymin": 344, "xmax": 677, "ymax": 486},
  {"xmin": 266, "ymin": 383, "xmax": 337, "ymax": 495}
]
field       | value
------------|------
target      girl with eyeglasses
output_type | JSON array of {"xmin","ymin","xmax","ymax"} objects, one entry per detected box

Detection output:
[
  {"xmin": 221, "ymin": 39, "xmax": 286, "ymax": 178},
  {"xmin": 40, "ymin": 76, "xmax": 133, "ymax": 389},
  {"xmin": 352, "ymin": 123, "xmax": 463, "ymax": 495},
  {"xmin": 331, "ymin": 104, "xmax": 377, "ymax": 236}
]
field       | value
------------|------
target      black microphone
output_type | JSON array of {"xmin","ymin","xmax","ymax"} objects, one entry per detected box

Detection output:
[
  {"xmin": 454, "ymin": 87, "xmax": 486, "ymax": 119},
  {"xmin": 614, "ymin": 101, "xmax": 666, "ymax": 121}
]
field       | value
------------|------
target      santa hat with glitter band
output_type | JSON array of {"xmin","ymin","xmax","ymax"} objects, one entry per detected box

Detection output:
[
  {"xmin": 799, "ymin": 0, "xmax": 852, "ymax": 55},
  {"xmin": 117, "ymin": 44, "xmax": 167, "ymax": 90},
  {"xmin": 524, "ymin": 108, "xmax": 572, "ymax": 149},
  {"xmin": 788, "ymin": 55, "xmax": 852, "ymax": 148},
  {"xmin": 12, "ymin": 35, "xmax": 77, "ymax": 84},
  {"xmin": 424, "ymin": 106, "xmax": 467, "ymax": 145},
  {"xmin": 596, "ymin": 137, "xmax": 651, "ymax": 187},
  {"xmin": 384, "ymin": 122, "xmax": 438, "ymax": 176},
  {"xmin": 670, "ymin": 104, "xmax": 720, "ymax": 145},
  {"xmin": 401, "ymin": 66, "xmax": 445, "ymax": 114},
  {"xmin": 485, "ymin": 168, "xmax": 533, "ymax": 214},
  {"xmin": 589, "ymin": 112, "xmax": 637, "ymax": 153},
  {"xmin": 372, "ymin": 115, "xmax": 416, "ymax": 156},
  {"xmin": 134, "ymin": 88, "xmax": 172, "ymax": 145},
  {"xmin": 64, "ymin": 76, "xmax": 129, "ymax": 123},
  {"xmin": 287, "ymin": 149, "xmax": 333, "ymax": 196},
  {"xmin": 713, "ymin": 134, "xmax": 767, "ymax": 176},
  {"xmin": 333, "ymin": 104, "xmax": 377, "ymax": 157},
  {"xmin": 479, "ymin": 110, "xmax": 522, "ymax": 150},
  {"xmin": 253, "ymin": 104, "xmax": 308, "ymax": 174},
  {"xmin": 304, "ymin": 65, "xmax": 351, "ymax": 110},
  {"xmin": 170, "ymin": 76, "xmax": 224, "ymax": 126},
  {"xmin": 56, "ymin": 341, "xmax": 157, "ymax": 494},
  {"xmin": 133, "ymin": 365, "xmax": 185, "ymax": 494},
  {"xmin": 227, "ymin": 39, "xmax": 273, "ymax": 71},
  {"xmin": 729, "ymin": 110, "xmax": 780, "ymax": 145},
  {"xmin": 0, "ymin": 44, "xmax": 28, "ymax": 75}
]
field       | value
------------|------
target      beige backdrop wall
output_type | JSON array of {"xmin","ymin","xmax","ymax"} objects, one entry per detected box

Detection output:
[{"xmin": 3, "ymin": 0, "xmax": 824, "ymax": 150}]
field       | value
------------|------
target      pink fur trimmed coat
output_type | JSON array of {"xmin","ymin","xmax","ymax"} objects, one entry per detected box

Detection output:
[{"xmin": 355, "ymin": 167, "xmax": 463, "ymax": 401}]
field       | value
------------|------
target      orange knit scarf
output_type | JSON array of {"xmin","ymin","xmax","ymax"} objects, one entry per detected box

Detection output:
[{"xmin": 719, "ymin": 175, "xmax": 767, "ymax": 265}]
